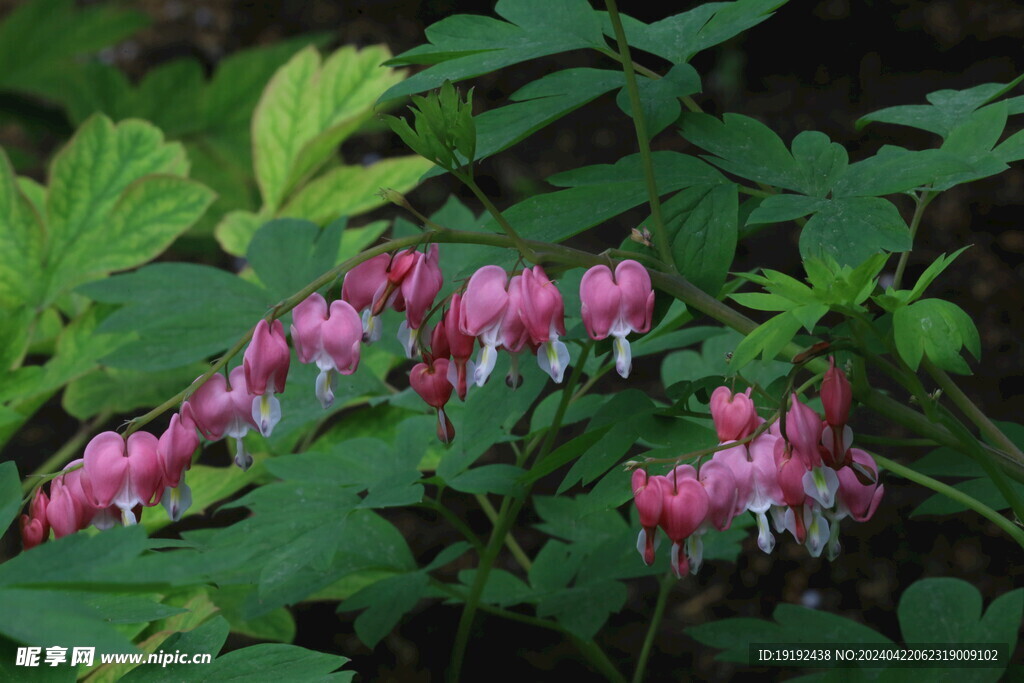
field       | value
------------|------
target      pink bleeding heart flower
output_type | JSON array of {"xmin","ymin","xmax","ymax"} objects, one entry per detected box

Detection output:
[
  {"xmin": 698, "ymin": 460, "xmax": 738, "ymax": 533},
  {"xmin": 430, "ymin": 318, "xmax": 451, "ymax": 361},
  {"xmin": 519, "ymin": 266, "xmax": 570, "ymax": 383},
  {"xmin": 659, "ymin": 468, "xmax": 710, "ymax": 578},
  {"xmin": 785, "ymin": 395, "xmax": 824, "ymax": 468},
  {"xmin": 710, "ymin": 386, "xmax": 759, "ymax": 442},
  {"xmin": 244, "ymin": 319, "xmax": 290, "ymax": 438},
  {"xmin": 81, "ymin": 432, "xmax": 164, "ymax": 527},
  {"xmin": 184, "ymin": 366, "xmax": 259, "ymax": 470},
  {"xmin": 579, "ymin": 260, "xmax": 654, "ymax": 378},
  {"xmin": 46, "ymin": 460, "xmax": 97, "ymax": 537},
  {"xmin": 632, "ymin": 470, "xmax": 664, "ymax": 566},
  {"xmin": 157, "ymin": 412, "xmax": 199, "ymax": 521},
  {"xmin": 20, "ymin": 489, "xmax": 49, "ymax": 550},
  {"xmin": 341, "ymin": 254, "xmax": 392, "ymax": 342},
  {"xmin": 442, "ymin": 294, "xmax": 476, "ymax": 400},
  {"xmin": 460, "ymin": 266, "xmax": 511, "ymax": 386},
  {"xmin": 500, "ymin": 275, "xmax": 531, "ymax": 388},
  {"xmin": 410, "ymin": 357, "xmax": 456, "ymax": 444},
  {"xmin": 291, "ymin": 293, "xmax": 363, "ymax": 409},
  {"xmin": 774, "ymin": 438, "xmax": 809, "ymax": 543},
  {"xmin": 396, "ymin": 245, "xmax": 444, "ymax": 359},
  {"xmin": 835, "ymin": 449, "xmax": 884, "ymax": 523}
]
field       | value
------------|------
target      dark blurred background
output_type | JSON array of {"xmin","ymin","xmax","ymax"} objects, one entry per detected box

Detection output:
[{"xmin": 1, "ymin": 0, "xmax": 1022, "ymax": 680}]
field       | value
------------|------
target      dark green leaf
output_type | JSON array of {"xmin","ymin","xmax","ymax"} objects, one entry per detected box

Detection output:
[
  {"xmin": 448, "ymin": 464, "xmax": 527, "ymax": 495},
  {"xmin": 616, "ymin": 63, "xmax": 701, "ymax": 138},
  {"xmin": 0, "ymin": 461, "xmax": 20, "ymax": 532},
  {"xmin": 247, "ymin": 218, "xmax": 344, "ymax": 301},
  {"xmin": 339, "ymin": 572, "xmax": 428, "ymax": 648},
  {"xmin": 799, "ymin": 197, "xmax": 911, "ymax": 267},
  {"xmin": 831, "ymin": 147, "xmax": 969, "ymax": 197},
  {"xmin": 660, "ymin": 183, "xmax": 738, "ymax": 294},
  {"xmin": 746, "ymin": 194, "xmax": 826, "ymax": 225}
]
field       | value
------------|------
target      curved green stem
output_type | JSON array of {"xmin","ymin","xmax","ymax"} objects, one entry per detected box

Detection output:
[
  {"xmin": 604, "ymin": 0, "xmax": 673, "ymax": 268},
  {"xmin": 873, "ymin": 453, "xmax": 1024, "ymax": 548},
  {"xmin": 449, "ymin": 343, "xmax": 591, "ymax": 681},
  {"xmin": 475, "ymin": 493, "xmax": 531, "ymax": 571},
  {"xmin": 632, "ymin": 572, "xmax": 674, "ymax": 683},
  {"xmin": 421, "ymin": 500, "xmax": 486, "ymax": 556},
  {"xmin": 892, "ymin": 190, "xmax": 935, "ymax": 289}
]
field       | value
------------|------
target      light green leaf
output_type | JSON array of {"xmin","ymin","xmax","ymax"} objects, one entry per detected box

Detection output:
[
  {"xmin": 799, "ymin": 197, "xmax": 911, "ymax": 266},
  {"xmin": 281, "ymin": 155, "xmax": 432, "ymax": 225},
  {"xmin": 43, "ymin": 116, "xmax": 210, "ymax": 301},
  {"xmin": 0, "ymin": 460, "xmax": 20, "ymax": 532},
  {"xmin": 893, "ymin": 298, "xmax": 979, "ymax": 373},
  {"xmin": 253, "ymin": 45, "xmax": 402, "ymax": 211},
  {"xmin": 0, "ymin": 149, "xmax": 44, "ymax": 307},
  {"xmin": 214, "ymin": 210, "xmax": 265, "ymax": 258},
  {"xmin": 730, "ymin": 311, "xmax": 803, "ymax": 370}
]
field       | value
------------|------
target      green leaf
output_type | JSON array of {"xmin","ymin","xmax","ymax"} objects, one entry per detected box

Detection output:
[
  {"xmin": 78, "ymin": 264, "xmax": 270, "ymax": 371},
  {"xmin": 253, "ymin": 45, "xmax": 402, "ymax": 210},
  {"xmin": 198, "ymin": 644, "xmax": 353, "ymax": 682},
  {"xmin": 447, "ymin": 464, "xmax": 527, "ymax": 495},
  {"xmin": 603, "ymin": 1, "xmax": 784, "ymax": 65},
  {"xmin": 339, "ymin": 571, "xmax": 428, "ymax": 648},
  {"xmin": 380, "ymin": 0, "xmax": 605, "ymax": 102},
  {"xmin": 730, "ymin": 312, "xmax": 803, "ymax": 370},
  {"xmin": 995, "ymin": 128, "xmax": 1024, "ymax": 164},
  {"xmin": 211, "ymin": 585, "xmax": 296, "ymax": 643},
  {"xmin": 907, "ymin": 246, "xmax": 970, "ymax": 303},
  {"xmin": 281, "ymin": 156, "xmax": 432, "ymax": 225},
  {"xmin": 799, "ymin": 197, "xmax": 911, "ymax": 267},
  {"xmin": 62, "ymin": 363, "xmax": 207, "ymax": 420},
  {"xmin": 899, "ymin": 579, "xmax": 1022, "ymax": 663},
  {"xmin": 213, "ymin": 210, "xmax": 265, "ymax": 258},
  {"xmin": 537, "ymin": 580, "xmax": 628, "ymax": 640},
  {"xmin": 746, "ymin": 193, "xmax": 826, "ymax": 225},
  {"xmin": 143, "ymin": 464, "xmax": 263, "ymax": 533},
  {"xmin": 246, "ymin": 218, "xmax": 344, "ymax": 301},
  {"xmin": 616, "ymin": 63, "xmax": 701, "ymax": 138},
  {"xmin": 0, "ymin": 150, "xmax": 45, "ymax": 307},
  {"xmin": 913, "ymin": 476, "xmax": 1024, "ymax": 517},
  {"xmin": 791, "ymin": 130, "xmax": 849, "ymax": 197},
  {"xmin": 0, "ymin": 461, "xmax": 20, "ymax": 532},
  {"xmin": 893, "ymin": 299, "xmax": 979, "ymax": 373},
  {"xmin": 660, "ymin": 183, "xmax": 738, "ymax": 295},
  {"xmin": 857, "ymin": 77, "xmax": 1024, "ymax": 137},
  {"xmin": 679, "ymin": 112, "xmax": 804, "ymax": 191},
  {"xmin": 831, "ymin": 146, "xmax": 969, "ymax": 197},
  {"xmin": 43, "ymin": 116, "xmax": 212, "ymax": 302},
  {"xmin": 0, "ymin": 588, "xmax": 137, "ymax": 652}
]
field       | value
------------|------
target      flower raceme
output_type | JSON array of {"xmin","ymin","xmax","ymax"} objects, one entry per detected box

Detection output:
[
  {"xmin": 631, "ymin": 361, "xmax": 884, "ymax": 575},
  {"xmin": 22, "ymin": 248, "xmax": 661, "ymax": 546}
]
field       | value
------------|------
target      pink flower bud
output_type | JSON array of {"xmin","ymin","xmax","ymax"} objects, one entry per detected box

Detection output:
[
  {"xmin": 820, "ymin": 356, "xmax": 852, "ymax": 428},
  {"xmin": 580, "ymin": 260, "xmax": 654, "ymax": 378},
  {"xmin": 20, "ymin": 489, "xmax": 49, "ymax": 549},
  {"xmin": 631, "ymin": 470, "xmax": 664, "ymax": 566},
  {"xmin": 244, "ymin": 320, "xmax": 290, "ymax": 396},
  {"xmin": 659, "ymin": 470, "xmax": 709, "ymax": 578},
  {"xmin": 785, "ymin": 395, "xmax": 823, "ymax": 467},
  {"xmin": 397, "ymin": 245, "xmax": 444, "ymax": 358},
  {"xmin": 158, "ymin": 412, "xmax": 199, "ymax": 489},
  {"xmin": 184, "ymin": 367, "xmax": 258, "ymax": 470},
  {"xmin": 410, "ymin": 357, "xmax": 456, "ymax": 444},
  {"xmin": 709, "ymin": 386, "xmax": 758, "ymax": 442}
]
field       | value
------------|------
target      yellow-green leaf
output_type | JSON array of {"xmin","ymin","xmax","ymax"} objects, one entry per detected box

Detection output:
[
  {"xmin": 0, "ymin": 149, "xmax": 44, "ymax": 308},
  {"xmin": 281, "ymin": 155, "xmax": 432, "ymax": 225}
]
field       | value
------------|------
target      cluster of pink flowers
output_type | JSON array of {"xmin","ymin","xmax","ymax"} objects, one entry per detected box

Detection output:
[
  {"xmin": 632, "ymin": 358, "xmax": 884, "ymax": 578},
  {"xmin": 22, "ymin": 247, "xmax": 657, "ymax": 547}
]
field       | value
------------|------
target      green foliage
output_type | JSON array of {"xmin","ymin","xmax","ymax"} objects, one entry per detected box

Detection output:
[
  {"xmin": 893, "ymin": 299, "xmax": 980, "ymax": 374},
  {"xmin": 0, "ymin": 0, "xmax": 147, "ymax": 102},
  {"xmin": 689, "ymin": 577, "xmax": 1022, "ymax": 681},
  {"xmin": 385, "ymin": 80, "xmax": 477, "ymax": 171}
]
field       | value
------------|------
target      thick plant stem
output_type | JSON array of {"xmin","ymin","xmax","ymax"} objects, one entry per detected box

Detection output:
[
  {"xmin": 632, "ymin": 572, "xmax": 674, "ymax": 683},
  {"xmin": 873, "ymin": 454, "xmax": 1024, "ymax": 548},
  {"xmin": 449, "ymin": 345, "xmax": 590, "ymax": 681},
  {"xmin": 604, "ymin": 0, "xmax": 673, "ymax": 268}
]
